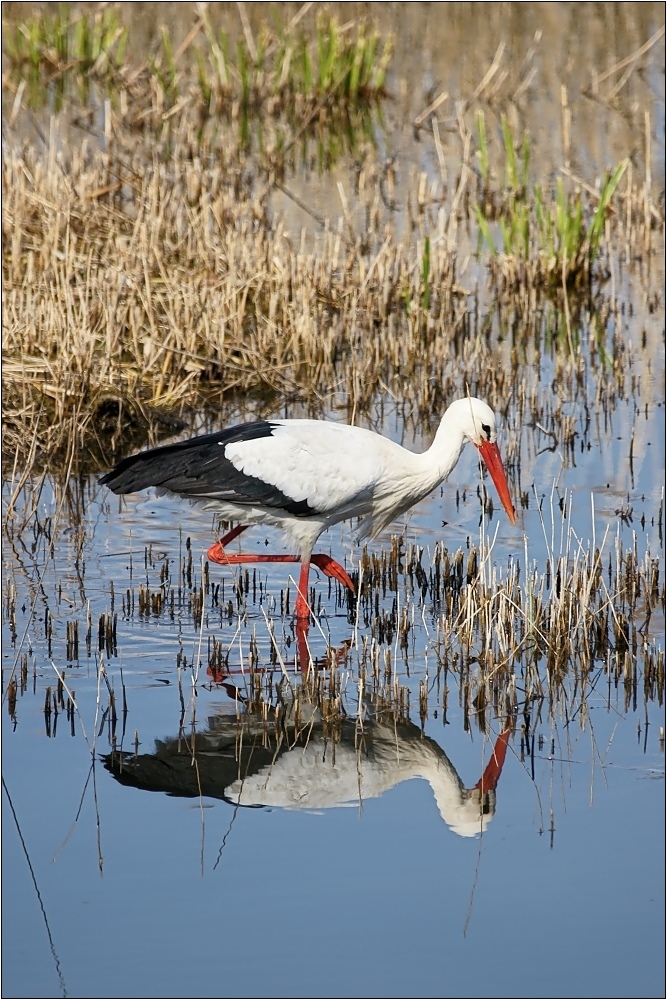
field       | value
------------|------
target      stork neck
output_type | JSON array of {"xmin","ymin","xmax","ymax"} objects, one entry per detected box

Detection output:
[{"xmin": 425, "ymin": 419, "xmax": 467, "ymax": 482}]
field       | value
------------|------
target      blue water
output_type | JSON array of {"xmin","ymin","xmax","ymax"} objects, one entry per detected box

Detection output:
[
  {"xmin": 2, "ymin": 384, "xmax": 664, "ymax": 999},
  {"xmin": 2, "ymin": 682, "xmax": 664, "ymax": 999}
]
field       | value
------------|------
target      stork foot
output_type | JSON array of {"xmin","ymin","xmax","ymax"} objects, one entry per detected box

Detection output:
[{"xmin": 310, "ymin": 553, "xmax": 355, "ymax": 593}]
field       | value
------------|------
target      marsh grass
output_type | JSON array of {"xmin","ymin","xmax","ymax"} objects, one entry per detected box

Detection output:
[
  {"xmin": 475, "ymin": 114, "xmax": 633, "ymax": 297},
  {"xmin": 3, "ymin": 6, "xmax": 390, "ymax": 113},
  {"xmin": 3, "ymin": 5, "xmax": 128, "ymax": 79},
  {"xmin": 3, "ymin": 8, "xmax": 662, "ymax": 478},
  {"xmin": 2, "ymin": 117, "xmax": 653, "ymax": 477},
  {"xmin": 2, "ymin": 7, "xmax": 663, "ymax": 745},
  {"xmin": 4, "ymin": 474, "xmax": 663, "ymax": 742},
  {"xmin": 194, "ymin": 11, "xmax": 391, "ymax": 108},
  {"xmin": 432, "ymin": 531, "xmax": 664, "ymax": 721},
  {"xmin": 0, "ymin": 134, "xmax": 490, "ymax": 471}
]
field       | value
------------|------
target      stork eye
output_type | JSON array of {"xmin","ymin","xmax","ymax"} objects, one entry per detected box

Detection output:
[{"xmin": 481, "ymin": 423, "xmax": 491, "ymax": 439}]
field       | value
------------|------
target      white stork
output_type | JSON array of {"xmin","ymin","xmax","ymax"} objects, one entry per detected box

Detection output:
[{"xmin": 100, "ymin": 396, "xmax": 516, "ymax": 620}]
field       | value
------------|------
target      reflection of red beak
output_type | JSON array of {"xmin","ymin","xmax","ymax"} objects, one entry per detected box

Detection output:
[
  {"xmin": 477, "ymin": 440, "xmax": 516, "ymax": 524},
  {"xmin": 473, "ymin": 729, "xmax": 511, "ymax": 793}
]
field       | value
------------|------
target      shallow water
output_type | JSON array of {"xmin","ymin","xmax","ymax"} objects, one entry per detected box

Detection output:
[
  {"xmin": 2, "ymin": 3, "xmax": 666, "ymax": 998},
  {"xmin": 3, "ymin": 380, "xmax": 664, "ymax": 999}
]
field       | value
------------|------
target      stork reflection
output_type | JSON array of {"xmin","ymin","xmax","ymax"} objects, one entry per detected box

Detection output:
[{"xmin": 103, "ymin": 686, "xmax": 510, "ymax": 838}]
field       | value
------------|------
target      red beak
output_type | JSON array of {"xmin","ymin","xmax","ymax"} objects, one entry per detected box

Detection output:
[{"xmin": 476, "ymin": 440, "xmax": 516, "ymax": 524}]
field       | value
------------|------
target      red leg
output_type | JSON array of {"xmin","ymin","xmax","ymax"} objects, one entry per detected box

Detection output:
[
  {"xmin": 209, "ymin": 540, "xmax": 354, "ymax": 593},
  {"xmin": 207, "ymin": 546, "xmax": 306, "ymax": 567},
  {"xmin": 295, "ymin": 616, "xmax": 312, "ymax": 674},
  {"xmin": 206, "ymin": 528, "xmax": 355, "ymax": 630},
  {"xmin": 295, "ymin": 560, "xmax": 311, "ymax": 621},
  {"xmin": 206, "ymin": 529, "xmax": 351, "ymax": 675},
  {"xmin": 219, "ymin": 524, "xmax": 249, "ymax": 546},
  {"xmin": 207, "ymin": 524, "xmax": 249, "ymax": 564},
  {"xmin": 311, "ymin": 553, "xmax": 355, "ymax": 593},
  {"xmin": 207, "ymin": 532, "xmax": 313, "ymax": 620}
]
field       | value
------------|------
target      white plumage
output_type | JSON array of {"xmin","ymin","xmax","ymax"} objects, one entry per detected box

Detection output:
[{"xmin": 100, "ymin": 396, "xmax": 516, "ymax": 620}]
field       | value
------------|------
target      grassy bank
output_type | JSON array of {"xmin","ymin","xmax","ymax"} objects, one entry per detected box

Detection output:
[{"xmin": 2, "ymin": 4, "xmax": 663, "ymax": 481}]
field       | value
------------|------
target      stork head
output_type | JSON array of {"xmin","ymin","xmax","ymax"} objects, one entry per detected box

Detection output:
[{"xmin": 445, "ymin": 397, "xmax": 517, "ymax": 525}]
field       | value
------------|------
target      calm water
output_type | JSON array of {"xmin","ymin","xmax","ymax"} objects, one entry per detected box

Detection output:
[
  {"xmin": 2, "ymin": 385, "xmax": 664, "ymax": 1000},
  {"xmin": 3, "ymin": 3, "xmax": 665, "ymax": 997}
]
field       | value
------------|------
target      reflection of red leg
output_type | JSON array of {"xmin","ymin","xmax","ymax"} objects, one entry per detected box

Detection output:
[{"xmin": 473, "ymin": 729, "xmax": 510, "ymax": 793}]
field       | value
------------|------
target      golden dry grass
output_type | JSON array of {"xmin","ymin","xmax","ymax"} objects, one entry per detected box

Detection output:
[
  {"xmin": 3, "ymin": 6, "xmax": 662, "ymax": 478},
  {"xmin": 2, "ymin": 118, "xmax": 655, "ymax": 478},
  {"xmin": 0, "ymin": 130, "xmax": 475, "ymax": 468}
]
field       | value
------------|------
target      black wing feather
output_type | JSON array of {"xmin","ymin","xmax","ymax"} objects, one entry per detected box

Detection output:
[{"xmin": 99, "ymin": 421, "xmax": 316, "ymax": 517}]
